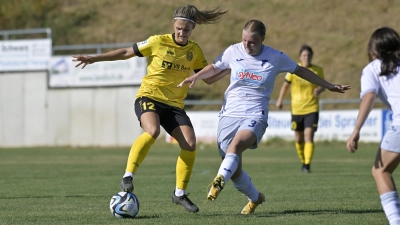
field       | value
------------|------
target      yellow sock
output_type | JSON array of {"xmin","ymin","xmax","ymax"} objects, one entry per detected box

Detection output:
[
  {"xmin": 125, "ymin": 132, "xmax": 155, "ymax": 173},
  {"xmin": 295, "ymin": 142, "xmax": 305, "ymax": 164},
  {"xmin": 176, "ymin": 149, "xmax": 196, "ymax": 190},
  {"xmin": 304, "ymin": 142, "xmax": 314, "ymax": 165}
]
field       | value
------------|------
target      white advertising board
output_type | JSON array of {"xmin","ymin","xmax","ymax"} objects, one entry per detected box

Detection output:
[
  {"xmin": 49, "ymin": 56, "xmax": 147, "ymax": 87},
  {"xmin": 0, "ymin": 39, "xmax": 51, "ymax": 71},
  {"xmin": 166, "ymin": 109, "xmax": 390, "ymax": 144},
  {"xmin": 265, "ymin": 110, "xmax": 382, "ymax": 142}
]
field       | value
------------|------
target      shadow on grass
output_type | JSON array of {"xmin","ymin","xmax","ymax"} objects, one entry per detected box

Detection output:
[
  {"xmin": 255, "ymin": 209, "xmax": 383, "ymax": 217},
  {"xmin": 201, "ymin": 209, "xmax": 382, "ymax": 218},
  {"xmin": 124, "ymin": 215, "xmax": 162, "ymax": 219},
  {"xmin": 0, "ymin": 195, "xmax": 105, "ymax": 199}
]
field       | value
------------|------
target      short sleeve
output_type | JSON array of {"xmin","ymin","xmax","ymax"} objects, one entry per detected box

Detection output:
[
  {"xmin": 132, "ymin": 35, "xmax": 159, "ymax": 57},
  {"xmin": 213, "ymin": 46, "xmax": 233, "ymax": 70},
  {"xmin": 192, "ymin": 46, "xmax": 208, "ymax": 71},
  {"xmin": 276, "ymin": 52, "xmax": 298, "ymax": 74},
  {"xmin": 317, "ymin": 67, "xmax": 324, "ymax": 79},
  {"xmin": 284, "ymin": 72, "xmax": 292, "ymax": 82},
  {"xmin": 360, "ymin": 64, "xmax": 379, "ymax": 99}
]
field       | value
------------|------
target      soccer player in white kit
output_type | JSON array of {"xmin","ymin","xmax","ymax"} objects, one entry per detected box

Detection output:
[
  {"xmin": 178, "ymin": 19, "xmax": 350, "ymax": 214},
  {"xmin": 346, "ymin": 27, "xmax": 400, "ymax": 225}
]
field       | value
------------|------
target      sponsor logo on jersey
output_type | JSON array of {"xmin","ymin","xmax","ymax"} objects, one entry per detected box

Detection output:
[
  {"xmin": 186, "ymin": 52, "xmax": 193, "ymax": 61},
  {"xmin": 237, "ymin": 71, "xmax": 263, "ymax": 82},
  {"xmin": 167, "ymin": 49, "xmax": 174, "ymax": 55},
  {"xmin": 137, "ymin": 40, "xmax": 149, "ymax": 47},
  {"xmin": 161, "ymin": 60, "xmax": 190, "ymax": 72}
]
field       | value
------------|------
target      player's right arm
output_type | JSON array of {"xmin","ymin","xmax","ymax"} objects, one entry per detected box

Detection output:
[
  {"xmin": 203, "ymin": 69, "xmax": 231, "ymax": 85},
  {"xmin": 346, "ymin": 92, "xmax": 376, "ymax": 153},
  {"xmin": 276, "ymin": 72, "xmax": 292, "ymax": 110},
  {"xmin": 72, "ymin": 47, "xmax": 136, "ymax": 69},
  {"xmin": 275, "ymin": 81, "xmax": 290, "ymax": 110}
]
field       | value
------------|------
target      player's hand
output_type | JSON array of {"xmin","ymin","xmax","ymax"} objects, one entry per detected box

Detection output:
[
  {"xmin": 328, "ymin": 84, "xmax": 351, "ymax": 93},
  {"xmin": 346, "ymin": 131, "xmax": 360, "ymax": 153},
  {"xmin": 72, "ymin": 55, "xmax": 95, "ymax": 69},
  {"xmin": 275, "ymin": 100, "xmax": 282, "ymax": 110},
  {"xmin": 177, "ymin": 76, "xmax": 198, "ymax": 88}
]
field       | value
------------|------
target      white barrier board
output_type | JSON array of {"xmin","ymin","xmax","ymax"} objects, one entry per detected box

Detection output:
[
  {"xmin": 49, "ymin": 56, "xmax": 147, "ymax": 87},
  {"xmin": 166, "ymin": 109, "xmax": 390, "ymax": 144},
  {"xmin": 0, "ymin": 39, "xmax": 51, "ymax": 71}
]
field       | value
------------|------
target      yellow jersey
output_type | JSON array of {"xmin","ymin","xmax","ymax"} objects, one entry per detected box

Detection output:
[
  {"xmin": 133, "ymin": 34, "xmax": 208, "ymax": 109},
  {"xmin": 285, "ymin": 63, "xmax": 324, "ymax": 115}
]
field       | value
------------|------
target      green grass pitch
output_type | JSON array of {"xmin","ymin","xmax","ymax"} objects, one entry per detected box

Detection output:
[{"xmin": 0, "ymin": 140, "xmax": 387, "ymax": 225}]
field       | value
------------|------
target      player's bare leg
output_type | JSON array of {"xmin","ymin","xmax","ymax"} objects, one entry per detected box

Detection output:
[{"xmin": 121, "ymin": 112, "xmax": 159, "ymax": 192}]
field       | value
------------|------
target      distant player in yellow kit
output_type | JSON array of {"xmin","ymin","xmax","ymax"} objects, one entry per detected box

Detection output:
[
  {"xmin": 276, "ymin": 45, "xmax": 325, "ymax": 173},
  {"xmin": 72, "ymin": 5, "xmax": 228, "ymax": 213}
]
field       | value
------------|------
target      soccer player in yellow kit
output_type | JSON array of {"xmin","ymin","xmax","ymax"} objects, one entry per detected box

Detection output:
[
  {"xmin": 72, "ymin": 5, "xmax": 228, "ymax": 213},
  {"xmin": 276, "ymin": 45, "xmax": 325, "ymax": 173}
]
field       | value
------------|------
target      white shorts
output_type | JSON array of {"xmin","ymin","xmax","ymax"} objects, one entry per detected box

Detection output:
[
  {"xmin": 381, "ymin": 125, "xmax": 400, "ymax": 153},
  {"xmin": 217, "ymin": 116, "xmax": 268, "ymax": 157}
]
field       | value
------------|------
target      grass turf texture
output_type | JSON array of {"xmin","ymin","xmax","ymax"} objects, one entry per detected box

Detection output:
[{"xmin": 0, "ymin": 141, "xmax": 386, "ymax": 225}]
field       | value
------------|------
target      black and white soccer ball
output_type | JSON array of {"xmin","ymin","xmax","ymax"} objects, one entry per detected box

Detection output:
[{"xmin": 110, "ymin": 192, "xmax": 140, "ymax": 218}]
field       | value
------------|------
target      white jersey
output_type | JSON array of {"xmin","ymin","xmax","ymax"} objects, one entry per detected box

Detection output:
[
  {"xmin": 361, "ymin": 59, "xmax": 400, "ymax": 126},
  {"xmin": 213, "ymin": 43, "xmax": 298, "ymax": 119}
]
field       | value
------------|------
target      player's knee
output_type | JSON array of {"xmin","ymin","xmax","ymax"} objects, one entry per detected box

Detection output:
[
  {"xmin": 371, "ymin": 166, "xmax": 383, "ymax": 179},
  {"xmin": 230, "ymin": 140, "xmax": 249, "ymax": 153},
  {"xmin": 143, "ymin": 127, "xmax": 160, "ymax": 139},
  {"xmin": 179, "ymin": 140, "xmax": 196, "ymax": 151}
]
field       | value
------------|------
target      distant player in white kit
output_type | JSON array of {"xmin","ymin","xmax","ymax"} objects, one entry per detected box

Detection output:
[
  {"xmin": 178, "ymin": 19, "xmax": 350, "ymax": 214},
  {"xmin": 346, "ymin": 27, "xmax": 400, "ymax": 225}
]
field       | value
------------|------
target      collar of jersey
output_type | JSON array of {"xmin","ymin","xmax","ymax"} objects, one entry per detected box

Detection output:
[{"xmin": 172, "ymin": 33, "xmax": 188, "ymax": 47}]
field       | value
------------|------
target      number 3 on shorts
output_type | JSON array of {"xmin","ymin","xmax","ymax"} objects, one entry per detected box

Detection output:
[{"xmin": 248, "ymin": 120, "xmax": 257, "ymax": 127}]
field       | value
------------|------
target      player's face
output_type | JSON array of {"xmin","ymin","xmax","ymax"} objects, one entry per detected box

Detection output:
[
  {"xmin": 173, "ymin": 19, "xmax": 195, "ymax": 45},
  {"xmin": 242, "ymin": 30, "xmax": 264, "ymax": 55},
  {"xmin": 299, "ymin": 50, "xmax": 313, "ymax": 67}
]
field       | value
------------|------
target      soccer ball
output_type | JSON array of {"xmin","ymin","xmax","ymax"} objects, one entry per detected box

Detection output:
[{"xmin": 110, "ymin": 192, "xmax": 140, "ymax": 218}]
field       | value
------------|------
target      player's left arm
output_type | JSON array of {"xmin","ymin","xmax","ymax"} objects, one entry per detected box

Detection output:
[
  {"xmin": 178, "ymin": 64, "xmax": 222, "ymax": 88},
  {"xmin": 294, "ymin": 66, "xmax": 350, "ymax": 93}
]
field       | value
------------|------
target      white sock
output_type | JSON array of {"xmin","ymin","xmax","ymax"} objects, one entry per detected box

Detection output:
[
  {"xmin": 217, "ymin": 153, "xmax": 239, "ymax": 182},
  {"xmin": 123, "ymin": 172, "xmax": 133, "ymax": 178},
  {"xmin": 381, "ymin": 191, "xmax": 400, "ymax": 225},
  {"xmin": 232, "ymin": 170, "xmax": 259, "ymax": 202},
  {"xmin": 174, "ymin": 187, "xmax": 186, "ymax": 197}
]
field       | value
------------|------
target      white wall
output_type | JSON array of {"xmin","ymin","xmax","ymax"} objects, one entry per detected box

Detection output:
[{"xmin": 0, "ymin": 71, "xmax": 146, "ymax": 147}]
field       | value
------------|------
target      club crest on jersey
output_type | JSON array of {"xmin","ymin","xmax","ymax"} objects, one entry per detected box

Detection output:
[
  {"xmin": 261, "ymin": 59, "xmax": 269, "ymax": 68},
  {"xmin": 186, "ymin": 52, "xmax": 193, "ymax": 61}
]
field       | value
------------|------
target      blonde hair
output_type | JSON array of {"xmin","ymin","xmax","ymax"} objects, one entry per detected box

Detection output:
[
  {"xmin": 243, "ymin": 20, "xmax": 266, "ymax": 38},
  {"xmin": 174, "ymin": 5, "xmax": 228, "ymax": 24}
]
